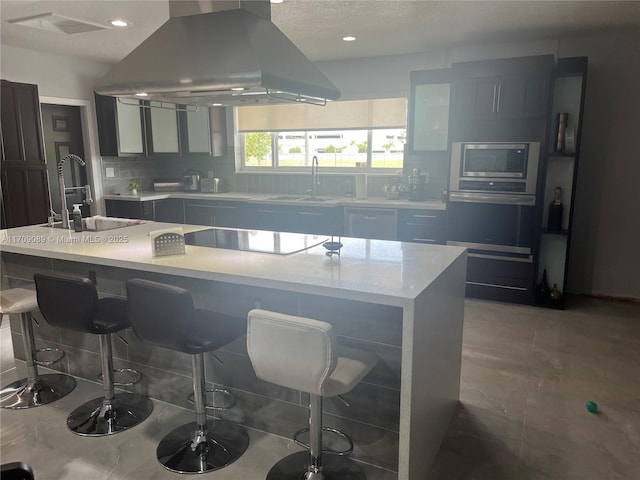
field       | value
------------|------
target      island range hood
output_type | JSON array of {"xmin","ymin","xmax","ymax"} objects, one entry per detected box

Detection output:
[{"xmin": 94, "ymin": 3, "xmax": 340, "ymax": 107}]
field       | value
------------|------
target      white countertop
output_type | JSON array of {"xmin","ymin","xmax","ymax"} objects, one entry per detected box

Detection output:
[
  {"xmin": 103, "ymin": 192, "xmax": 447, "ymax": 211},
  {"xmin": 0, "ymin": 222, "xmax": 464, "ymax": 307}
]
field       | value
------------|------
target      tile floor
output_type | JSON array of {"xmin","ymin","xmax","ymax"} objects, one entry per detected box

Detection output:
[{"xmin": 1, "ymin": 296, "xmax": 639, "ymax": 480}]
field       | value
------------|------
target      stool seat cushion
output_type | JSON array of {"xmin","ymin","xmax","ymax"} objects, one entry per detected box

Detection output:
[
  {"xmin": 184, "ymin": 309, "xmax": 246, "ymax": 354},
  {"xmin": 0, "ymin": 287, "xmax": 38, "ymax": 315},
  {"xmin": 92, "ymin": 297, "xmax": 129, "ymax": 334},
  {"xmin": 322, "ymin": 345, "xmax": 378, "ymax": 397},
  {"xmin": 247, "ymin": 309, "xmax": 377, "ymax": 397},
  {"xmin": 126, "ymin": 278, "xmax": 246, "ymax": 355},
  {"xmin": 35, "ymin": 273, "xmax": 131, "ymax": 335}
]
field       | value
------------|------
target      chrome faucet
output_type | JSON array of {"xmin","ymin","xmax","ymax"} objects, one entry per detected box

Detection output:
[
  {"xmin": 310, "ymin": 155, "xmax": 320, "ymax": 199},
  {"xmin": 56, "ymin": 154, "xmax": 88, "ymax": 229}
]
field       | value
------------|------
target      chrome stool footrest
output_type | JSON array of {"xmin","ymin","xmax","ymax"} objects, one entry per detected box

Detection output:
[
  {"xmin": 188, "ymin": 387, "xmax": 236, "ymax": 412},
  {"xmin": 97, "ymin": 368, "xmax": 142, "ymax": 387},
  {"xmin": 293, "ymin": 426, "xmax": 354, "ymax": 456},
  {"xmin": 34, "ymin": 347, "xmax": 65, "ymax": 366}
]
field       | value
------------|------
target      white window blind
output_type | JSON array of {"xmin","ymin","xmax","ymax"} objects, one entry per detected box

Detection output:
[{"xmin": 237, "ymin": 98, "xmax": 407, "ymax": 132}]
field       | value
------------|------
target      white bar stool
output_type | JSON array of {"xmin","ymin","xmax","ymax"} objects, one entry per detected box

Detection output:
[
  {"xmin": 247, "ymin": 309, "xmax": 377, "ymax": 480},
  {"xmin": 0, "ymin": 286, "xmax": 76, "ymax": 409}
]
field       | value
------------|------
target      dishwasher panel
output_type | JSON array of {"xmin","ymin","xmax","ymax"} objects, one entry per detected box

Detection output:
[{"xmin": 344, "ymin": 207, "xmax": 398, "ymax": 240}]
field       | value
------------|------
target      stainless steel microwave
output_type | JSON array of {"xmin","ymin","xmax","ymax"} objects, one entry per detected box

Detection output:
[{"xmin": 449, "ymin": 142, "xmax": 540, "ymax": 197}]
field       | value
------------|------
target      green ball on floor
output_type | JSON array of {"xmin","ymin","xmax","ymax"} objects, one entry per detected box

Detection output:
[{"xmin": 586, "ymin": 401, "xmax": 599, "ymax": 413}]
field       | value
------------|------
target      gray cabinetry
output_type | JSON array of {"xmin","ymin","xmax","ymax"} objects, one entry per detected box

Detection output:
[
  {"xmin": 184, "ymin": 200, "xmax": 249, "ymax": 228},
  {"xmin": 397, "ymin": 209, "xmax": 445, "ymax": 244},
  {"xmin": 344, "ymin": 207, "xmax": 398, "ymax": 241}
]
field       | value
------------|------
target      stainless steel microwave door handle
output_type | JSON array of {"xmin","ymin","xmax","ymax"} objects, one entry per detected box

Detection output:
[
  {"xmin": 496, "ymin": 83, "xmax": 502, "ymax": 113},
  {"xmin": 492, "ymin": 84, "xmax": 497, "ymax": 113},
  {"xmin": 448, "ymin": 191, "xmax": 536, "ymax": 206}
]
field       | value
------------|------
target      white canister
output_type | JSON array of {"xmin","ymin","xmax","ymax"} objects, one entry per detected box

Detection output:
[{"xmin": 355, "ymin": 173, "xmax": 367, "ymax": 199}]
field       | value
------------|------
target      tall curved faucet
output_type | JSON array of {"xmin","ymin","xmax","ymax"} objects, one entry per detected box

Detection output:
[
  {"xmin": 311, "ymin": 155, "xmax": 319, "ymax": 199},
  {"xmin": 58, "ymin": 154, "xmax": 86, "ymax": 229}
]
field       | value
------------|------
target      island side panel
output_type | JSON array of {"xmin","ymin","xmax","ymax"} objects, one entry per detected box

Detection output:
[{"xmin": 398, "ymin": 252, "xmax": 467, "ymax": 480}]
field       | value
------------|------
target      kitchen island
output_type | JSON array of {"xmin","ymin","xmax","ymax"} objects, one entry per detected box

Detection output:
[{"xmin": 0, "ymin": 221, "xmax": 466, "ymax": 480}]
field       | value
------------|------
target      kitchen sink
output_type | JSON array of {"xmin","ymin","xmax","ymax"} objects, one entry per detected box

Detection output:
[
  {"xmin": 266, "ymin": 196, "xmax": 305, "ymax": 201},
  {"xmin": 297, "ymin": 197, "xmax": 332, "ymax": 202},
  {"xmin": 44, "ymin": 216, "xmax": 144, "ymax": 231},
  {"xmin": 265, "ymin": 195, "xmax": 332, "ymax": 202}
]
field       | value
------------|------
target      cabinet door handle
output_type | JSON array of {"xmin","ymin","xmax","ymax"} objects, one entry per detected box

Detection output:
[
  {"xmin": 411, "ymin": 215, "xmax": 437, "ymax": 219},
  {"xmin": 257, "ymin": 209, "xmax": 279, "ymax": 214},
  {"xmin": 297, "ymin": 212, "xmax": 323, "ymax": 216},
  {"xmin": 496, "ymin": 83, "xmax": 502, "ymax": 113},
  {"xmin": 467, "ymin": 281, "xmax": 527, "ymax": 291},
  {"xmin": 412, "ymin": 238, "xmax": 437, "ymax": 243},
  {"xmin": 492, "ymin": 84, "xmax": 498, "ymax": 113}
]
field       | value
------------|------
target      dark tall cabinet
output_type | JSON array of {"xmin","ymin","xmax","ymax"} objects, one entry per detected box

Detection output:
[{"xmin": 1, "ymin": 80, "xmax": 50, "ymax": 227}]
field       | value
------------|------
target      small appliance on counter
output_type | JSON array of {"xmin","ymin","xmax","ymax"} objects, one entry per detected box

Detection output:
[
  {"xmin": 200, "ymin": 177, "xmax": 225, "ymax": 193},
  {"xmin": 183, "ymin": 174, "xmax": 200, "ymax": 192},
  {"xmin": 407, "ymin": 168, "xmax": 427, "ymax": 201},
  {"xmin": 153, "ymin": 178, "xmax": 184, "ymax": 192},
  {"xmin": 182, "ymin": 169, "xmax": 203, "ymax": 192}
]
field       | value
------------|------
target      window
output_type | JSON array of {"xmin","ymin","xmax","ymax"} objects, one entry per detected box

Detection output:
[{"xmin": 237, "ymin": 98, "xmax": 407, "ymax": 171}]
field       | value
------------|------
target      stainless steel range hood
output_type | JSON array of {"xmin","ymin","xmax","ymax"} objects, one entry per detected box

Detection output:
[{"xmin": 94, "ymin": 5, "xmax": 340, "ymax": 107}]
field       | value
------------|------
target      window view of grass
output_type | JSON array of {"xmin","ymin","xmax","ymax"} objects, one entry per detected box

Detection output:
[{"xmin": 243, "ymin": 129, "xmax": 405, "ymax": 169}]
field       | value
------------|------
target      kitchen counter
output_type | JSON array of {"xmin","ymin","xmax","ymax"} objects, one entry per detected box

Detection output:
[
  {"xmin": 103, "ymin": 191, "xmax": 447, "ymax": 211},
  {"xmin": 1, "ymin": 222, "xmax": 466, "ymax": 480}
]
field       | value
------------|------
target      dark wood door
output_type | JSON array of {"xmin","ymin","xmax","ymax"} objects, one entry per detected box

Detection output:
[
  {"xmin": 1, "ymin": 80, "xmax": 50, "ymax": 228},
  {"xmin": 41, "ymin": 104, "xmax": 87, "ymax": 216}
]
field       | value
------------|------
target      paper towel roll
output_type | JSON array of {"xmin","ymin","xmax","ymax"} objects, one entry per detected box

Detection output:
[{"xmin": 355, "ymin": 173, "xmax": 367, "ymax": 199}]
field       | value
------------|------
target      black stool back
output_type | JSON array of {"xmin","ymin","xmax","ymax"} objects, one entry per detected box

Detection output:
[
  {"xmin": 34, "ymin": 274, "xmax": 99, "ymax": 333},
  {"xmin": 126, "ymin": 278, "xmax": 196, "ymax": 353}
]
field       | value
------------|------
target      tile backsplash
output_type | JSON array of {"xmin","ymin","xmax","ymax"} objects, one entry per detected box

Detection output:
[{"xmin": 100, "ymin": 148, "xmax": 447, "ymax": 200}]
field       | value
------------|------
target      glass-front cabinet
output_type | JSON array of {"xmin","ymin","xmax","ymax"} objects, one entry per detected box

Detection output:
[
  {"xmin": 185, "ymin": 107, "xmax": 212, "ymax": 154},
  {"xmin": 115, "ymin": 100, "xmax": 144, "ymax": 154},
  {"xmin": 407, "ymin": 69, "xmax": 451, "ymax": 152},
  {"xmin": 148, "ymin": 101, "xmax": 180, "ymax": 154}
]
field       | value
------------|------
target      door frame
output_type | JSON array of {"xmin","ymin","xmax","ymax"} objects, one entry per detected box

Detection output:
[{"xmin": 39, "ymin": 96, "xmax": 105, "ymax": 215}]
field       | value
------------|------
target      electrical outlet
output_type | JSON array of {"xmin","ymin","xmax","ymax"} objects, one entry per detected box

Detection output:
[{"xmin": 105, "ymin": 167, "xmax": 115, "ymax": 178}]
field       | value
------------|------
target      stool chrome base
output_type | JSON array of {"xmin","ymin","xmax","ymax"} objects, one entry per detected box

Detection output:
[
  {"xmin": 0, "ymin": 374, "xmax": 76, "ymax": 409},
  {"xmin": 266, "ymin": 451, "xmax": 367, "ymax": 480},
  {"xmin": 157, "ymin": 418, "xmax": 249, "ymax": 474},
  {"xmin": 67, "ymin": 393, "xmax": 153, "ymax": 436}
]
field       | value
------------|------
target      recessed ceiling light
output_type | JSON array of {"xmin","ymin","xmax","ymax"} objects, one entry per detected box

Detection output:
[
  {"xmin": 270, "ymin": 0, "xmax": 284, "ymax": 4},
  {"xmin": 110, "ymin": 19, "xmax": 129, "ymax": 28},
  {"xmin": 342, "ymin": 36, "xmax": 356, "ymax": 42},
  {"xmin": 212, "ymin": 103, "xmax": 222, "ymax": 106},
  {"xmin": 230, "ymin": 87, "xmax": 245, "ymax": 91},
  {"xmin": 135, "ymin": 92, "xmax": 148, "ymax": 97}
]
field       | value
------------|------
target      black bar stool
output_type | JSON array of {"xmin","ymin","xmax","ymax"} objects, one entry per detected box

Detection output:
[
  {"xmin": 34, "ymin": 273, "xmax": 153, "ymax": 436},
  {"xmin": 0, "ymin": 286, "xmax": 76, "ymax": 409},
  {"xmin": 247, "ymin": 309, "xmax": 377, "ymax": 480},
  {"xmin": 126, "ymin": 278, "xmax": 249, "ymax": 474}
]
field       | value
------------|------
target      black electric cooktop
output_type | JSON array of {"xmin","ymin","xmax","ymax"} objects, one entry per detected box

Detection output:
[{"xmin": 185, "ymin": 227, "xmax": 328, "ymax": 255}]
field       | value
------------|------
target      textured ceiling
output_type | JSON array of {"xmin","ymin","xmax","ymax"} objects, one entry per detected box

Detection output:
[{"xmin": 1, "ymin": 1, "xmax": 638, "ymax": 64}]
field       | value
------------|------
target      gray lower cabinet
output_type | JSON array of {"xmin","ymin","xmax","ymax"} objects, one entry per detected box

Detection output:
[
  {"xmin": 184, "ymin": 200, "xmax": 250, "ymax": 229},
  {"xmin": 251, "ymin": 204, "xmax": 342, "ymax": 236},
  {"xmin": 105, "ymin": 198, "xmax": 184, "ymax": 223},
  {"xmin": 397, "ymin": 209, "xmax": 445, "ymax": 244}
]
